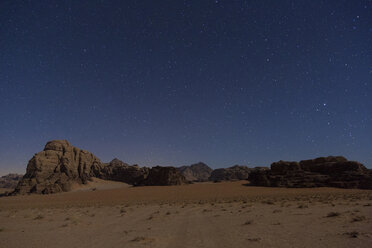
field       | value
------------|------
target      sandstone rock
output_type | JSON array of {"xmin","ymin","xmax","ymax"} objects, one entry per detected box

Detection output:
[
  {"xmin": 209, "ymin": 165, "xmax": 254, "ymax": 182},
  {"xmin": 178, "ymin": 162, "xmax": 213, "ymax": 182},
  {"xmin": 0, "ymin": 174, "xmax": 23, "ymax": 189},
  {"xmin": 13, "ymin": 140, "xmax": 103, "ymax": 194},
  {"xmin": 138, "ymin": 166, "xmax": 188, "ymax": 186},
  {"xmin": 99, "ymin": 158, "xmax": 149, "ymax": 185},
  {"xmin": 248, "ymin": 156, "xmax": 372, "ymax": 189}
]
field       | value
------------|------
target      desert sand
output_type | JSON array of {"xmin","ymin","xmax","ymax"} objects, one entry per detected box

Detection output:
[{"xmin": 0, "ymin": 180, "xmax": 371, "ymax": 248}]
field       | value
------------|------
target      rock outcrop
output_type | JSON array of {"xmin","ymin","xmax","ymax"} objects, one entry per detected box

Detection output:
[
  {"xmin": 209, "ymin": 165, "xmax": 258, "ymax": 182},
  {"xmin": 12, "ymin": 140, "xmax": 190, "ymax": 195},
  {"xmin": 138, "ymin": 166, "xmax": 188, "ymax": 186},
  {"xmin": 13, "ymin": 140, "xmax": 103, "ymax": 194},
  {"xmin": 99, "ymin": 158, "xmax": 150, "ymax": 185},
  {"xmin": 248, "ymin": 156, "xmax": 372, "ymax": 189},
  {"xmin": 0, "ymin": 174, "xmax": 23, "ymax": 189},
  {"xmin": 178, "ymin": 162, "xmax": 213, "ymax": 182}
]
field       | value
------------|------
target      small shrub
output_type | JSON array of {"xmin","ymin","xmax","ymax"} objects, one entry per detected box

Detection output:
[
  {"xmin": 34, "ymin": 214, "xmax": 44, "ymax": 220},
  {"xmin": 326, "ymin": 212, "xmax": 340, "ymax": 217},
  {"xmin": 243, "ymin": 220, "xmax": 253, "ymax": 225},
  {"xmin": 351, "ymin": 215, "xmax": 366, "ymax": 222},
  {"xmin": 131, "ymin": 236, "xmax": 146, "ymax": 242},
  {"xmin": 343, "ymin": 231, "xmax": 359, "ymax": 238},
  {"xmin": 247, "ymin": 238, "xmax": 261, "ymax": 242},
  {"xmin": 297, "ymin": 204, "xmax": 308, "ymax": 209}
]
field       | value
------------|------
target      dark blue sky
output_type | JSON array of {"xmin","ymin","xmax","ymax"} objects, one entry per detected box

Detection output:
[{"xmin": 1, "ymin": 0, "xmax": 371, "ymax": 174}]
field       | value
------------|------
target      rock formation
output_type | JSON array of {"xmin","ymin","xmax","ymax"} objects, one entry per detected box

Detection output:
[
  {"xmin": 178, "ymin": 162, "xmax": 213, "ymax": 182},
  {"xmin": 13, "ymin": 140, "xmax": 103, "ymax": 194},
  {"xmin": 0, "ymin": 174, "xmax": 23, "ymax": 189},
  {"xmin": 99, "ymin": 158, "xmax": 149, "ymax": 185},
  {"xmin": 209, "ymin": 165, "xmax": 258, "ymax": 182},
  {"xmin": 248, "ymin": 156, "xmax": 372, "ymax": 189},
  {"xmin": 138, "ymin": 166, "xmax": 188, "ymax": 186},
  {"xmin": 12, "ymin": 140, "xmax": 189, "ymax": 195},
  {"xmin": 12, "ymin": 140, "xmax": 371, "ymax": 194}
]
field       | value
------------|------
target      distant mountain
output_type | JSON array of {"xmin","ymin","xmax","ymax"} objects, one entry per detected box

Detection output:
[
  {"xmin": 0, "ymin": 173, "xmax": 23, "ymax": 188},
  {"xmin": 178, "ymin": 162, "xmax": 213, "ymax": 182},
  {"xmin": 209, "ymin": 165, "xmax": 257, "ymax": 182}
]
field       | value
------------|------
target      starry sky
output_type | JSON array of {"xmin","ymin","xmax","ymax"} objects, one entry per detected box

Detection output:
[{"xmin": 1, "ymin": 0, "xmax": 372, "ymax": 175}]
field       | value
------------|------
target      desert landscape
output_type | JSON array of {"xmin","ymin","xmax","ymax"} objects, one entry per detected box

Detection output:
[
  {"xmin": 0, "ymin": 140, "xmax": 371, "ymax": 248},
  {"xmin": 1, "ymin": 180, "xmax": 372, "ymax": 248},
  {"xmin": 1, "ymin": 1, "xmax": 371, "ymax": 247}
]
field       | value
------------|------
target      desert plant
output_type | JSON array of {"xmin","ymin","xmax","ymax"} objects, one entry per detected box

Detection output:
[
  {"xmin": 262, "ymin": 200, "xmax": 275, "ymax": 205},
  {"xmin": 243, "ymin": 220, "xmax": 253, "ymax": 225},
  {"xmin": 351, "ymin": 215, "xmax": 366, "ymax": 222},
  {"xmin": 131, "ymin": 236, "xmax": 146, "ymax": 242},
  {"xmin": 326, "ymin": 212, "xmax": 340, "ymax": 217},
  {"xmin": 297, "ymin": 204, "xmax": 308, "ymax": 209},
  {"xmin": 34, "ymin": 214, "xmax": 44, "ymax": 220},
  {"xmin": 247, "ymin": 237, "xmax": 260, "ymax": 242},
  {"xmin": 343, "ymin": 231, "xmax": 359, "ymax": 238}
]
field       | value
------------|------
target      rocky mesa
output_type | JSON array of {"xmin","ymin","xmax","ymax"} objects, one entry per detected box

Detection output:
[
  {"xmin": 209, "ymin": 165, "xmax": 267, "ymax": 182},
  {"xmin": 248, "ymin": 156, "xmax": 372, "ymax": 189}
]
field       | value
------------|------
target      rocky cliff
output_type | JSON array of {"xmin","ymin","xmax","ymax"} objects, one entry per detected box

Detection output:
[
  {"xmin": 178, "ymin": 162, "xmax": 213, "ymax": 182},
  {"xmin": 13, "ymin": 140, "xmax": 103, "ymax": 194},
  {"xmin": 138, "ymin": 166, "xmax": 188, "ymax": 186},
  {"xmin": 248, "ymin": 156, "xmax": 372, "ymax": 189},
  {"xmin": 0, "ymin": 174, "xmax": 23, "ymax": 189},
  {"xmin": 99, "ymin": 158, "xmax": 150, "ymax": 185},
  {"xmin": 12, "ymin": 140, "xmax": 190, "ymax": 195},
  {"xmin": 209, "ymin": 165, "xmax": 258, "ymax": 182}
]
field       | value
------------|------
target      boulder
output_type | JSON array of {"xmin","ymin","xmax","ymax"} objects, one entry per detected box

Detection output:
[
  {"xmin": 13, "ymin": 140, "xmax": 103, "ymax": 194},
  {"xmin": 178, "ymin": 162, "xmax": 213, "ymax": 182},
  {"xmin": 248, "ymin": 156, "xmax": 372, "ymax": 189}
]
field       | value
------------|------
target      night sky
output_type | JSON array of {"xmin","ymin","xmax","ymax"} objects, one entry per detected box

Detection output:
[{"xmin": 1, "ymin": 0, "xmax": 372, "ymax": 175}]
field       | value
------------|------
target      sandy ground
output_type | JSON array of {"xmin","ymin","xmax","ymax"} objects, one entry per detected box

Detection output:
[
  {"xmin": 0, "ymin": 180, "xmax": 371, "ymax": 248},
  {"xmin": 0, "ymin": 188, "xmax": 12, "ymax": 194}
]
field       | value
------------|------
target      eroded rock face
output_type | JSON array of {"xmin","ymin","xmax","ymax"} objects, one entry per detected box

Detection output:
[
  {"xmin": 138, "ymin": 166, "xmax": 188, "ymax": 186},
  {"xmin": 13, "ymin": 140, "xmax": 103, "ymax": 194},
  {"xmin": 99, "ymin": 158, "xmax": 150, "ymax": 185},
  {"xmin": 0, "ymin": 174, "xmax": 23, "ymax": 189},
  {"xmin": 178, "ymin": 162, "xmax": 213, "ymax": 182},
  {"xmin": 12, "ymin": 140, "xmax": 190, "ymax": 195},
  {"xmin": 248, "ymin": 156, "xmax": 372, "ymax": 189},
  {"xmin": 209, "ymin": 165, "xmax": 256, "ymax": 182}
]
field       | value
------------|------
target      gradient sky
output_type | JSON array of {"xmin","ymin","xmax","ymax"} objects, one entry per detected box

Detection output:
[{"xmin": 1, "ymin": 0, "xmax": 371, "ymax": 175}]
